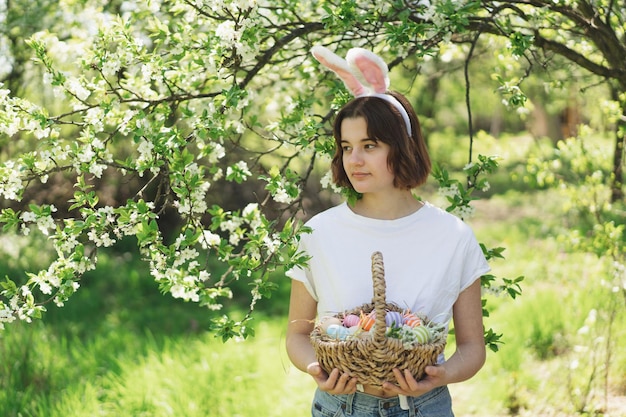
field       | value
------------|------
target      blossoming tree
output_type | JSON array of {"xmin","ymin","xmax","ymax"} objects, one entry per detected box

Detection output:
[{"xmin": 0, "ymin": 0, "xmax": 531, "ymax": 343}]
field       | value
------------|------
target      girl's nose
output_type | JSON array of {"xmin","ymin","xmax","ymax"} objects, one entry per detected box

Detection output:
[{"xmin": 347, "ymin": 148, "xmax": 363, "ymax": 165}]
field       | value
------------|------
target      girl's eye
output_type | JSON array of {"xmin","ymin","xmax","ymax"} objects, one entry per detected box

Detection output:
[{"xmin": 342, "ymin": 145, "xmax": 352, "ymax": 152}]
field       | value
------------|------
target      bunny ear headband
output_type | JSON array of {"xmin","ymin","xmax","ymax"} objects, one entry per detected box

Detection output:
[{"xmin": 310, "ymin": 45, "xmax": 412, "ymax": 134}]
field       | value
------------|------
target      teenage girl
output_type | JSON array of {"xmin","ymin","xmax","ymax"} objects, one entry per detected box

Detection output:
[{"xmin": 286, "ymin": 46, "xmax": 490, "ymax": 417}]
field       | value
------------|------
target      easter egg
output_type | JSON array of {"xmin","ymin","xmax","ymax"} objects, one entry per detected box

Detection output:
[
  {"xmin": 403, "ymin": 313, "xmax": 422, "ymax": 328},
  {"xmin": 385, "ymin": 311, "xmax": 403, "ymax": 328},
  {"xmin": 411, "ymin": 326, "xmax": 431, "ymax": 344},
  {"xmin": 326, "ymin": 324, "xmax": 350, "ymax": 340},
  {"xmin": 359, "ymin": 311, "xmax": 376, "ymax": 331},
  {"xmin": 319, "ymin": 317, "xmax": 343, "ymax": 332},
  {"xmin": 342, "ymin": 314, "xmax": 360, "ymax": 328}
]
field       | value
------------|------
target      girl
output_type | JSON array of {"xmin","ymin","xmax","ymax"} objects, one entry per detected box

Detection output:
[{"xmin": 286, "ymin": 46, "xmax": 490, "ymax": 417}]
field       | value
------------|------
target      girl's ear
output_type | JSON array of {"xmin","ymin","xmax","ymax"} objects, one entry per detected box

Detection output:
[
  {"xmin": 346, "ymin": 48, "xmax": 390, "ymax": 94},
  {"xmin": 311, "ymin": 46, "xmax": 368, "ymax": 96}
]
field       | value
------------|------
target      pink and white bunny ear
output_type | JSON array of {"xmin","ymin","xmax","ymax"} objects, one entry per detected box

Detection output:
[
  {"xmin": 311, "ymin": 45, "xmax": 412, "ymax": 134},
  {"xmin": 310, "ymin": 45, "xmax": 368, "ymax": 96},
  {"xmin": 346, "ymin": 48, "xmax": 390, "ymax": 94}
]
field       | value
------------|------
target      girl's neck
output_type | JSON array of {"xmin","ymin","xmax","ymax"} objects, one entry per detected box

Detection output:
[{"xmin": 349, "ymin": 190, "xmax": 423, "ymax": 220}]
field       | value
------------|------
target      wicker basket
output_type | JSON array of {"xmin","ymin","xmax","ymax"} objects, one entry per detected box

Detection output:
[{"xmin": 310, "ymin": 251, "xmax": 446, "ymax": 386}]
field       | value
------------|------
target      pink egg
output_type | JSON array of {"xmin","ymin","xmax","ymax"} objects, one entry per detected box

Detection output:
[{"xmin": 342, "ymin": 314, "xmax": 360, "ymax": 328}]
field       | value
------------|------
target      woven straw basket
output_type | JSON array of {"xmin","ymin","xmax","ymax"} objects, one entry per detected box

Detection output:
[{"xmin": 310, "ymin": 251, "xmax": 446, "ymax": 386}]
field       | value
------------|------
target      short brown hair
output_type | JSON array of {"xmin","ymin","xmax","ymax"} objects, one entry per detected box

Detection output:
[{"xmin": 331, "ymin": 91, "xmax": 431, "ymax": 190}]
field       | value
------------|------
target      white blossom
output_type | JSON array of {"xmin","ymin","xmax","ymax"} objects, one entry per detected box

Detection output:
[
  {"xmin": 0, "ymin": 307, "xmax": 16, "ymax": 328},
  {"xmin": 220, "ymin": 218, "xmax": 243, "ymax": 234},
  {"xmin": 451, "ymin": 204, "xmax": 475, "ymax": 220},
  {"xmin": 263, "ymin": 234, "xmax": 281, "ymax": 254},
  {"xmin": 437, "ymin": 183, "xmax": 459, "ymax": 198},
  {"xmin": 36, "ymin": 215, "xmax": 56, "ymax": 236},
  {"xmin": 201, "ymin": 230, "xmax": 222, "ymax": 249},
  {"xmin": 229, "ymin": 232, "xmax": 242, "ymax": 246},
  {"xmin": 173, "ymin": 248, "xmax": 199, "ymax": 268},
  {"xmin": 0, "ymin": 161, "xmax": 23, "ymax": 200},
  {"xmin": 78, "ymin": 144, "xmax": 96, "ymax": 163},
  {"xmin": 20, "ymin": 211, "xmax": 37, "ymax": 223},
  {"xmin": 170, "ymin": 282, "xmax": 199, "ymax": 302},
  {"xmin": 88, "ymin": 229, "xmax": 115, "ymax": 247},
  {"xmin": 208, "ymin": 143, "xmax": 226, "ymax": 164},
  {"xmin": 215, "ymin": 21, "xmax": 237, "ymax": 44},
  {"xmin": 102, "ymin": 58, "xmax": 122, "ymax": 77},
  {"xmin": 84, "ymin": 108, "xmax": 105, "ymax": 132},
  {"xmin": 66, "ymin": 77, "xmax": 90, "ymax": 101},
  {"xmin": 39, "ymin": 282, "xmax": 52, "ymax": 295},
  {"xmin": 273, "ymin": 187, "xmax": 293, "ymax": 204},
  {"xmin": 89, "ymin": 162, "xmax": 107, "ymax": 178}
]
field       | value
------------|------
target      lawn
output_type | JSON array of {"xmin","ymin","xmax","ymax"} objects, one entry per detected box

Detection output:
[{"xmin": 1, "ymin": 133, "xmax": 624, "ymax": 416}]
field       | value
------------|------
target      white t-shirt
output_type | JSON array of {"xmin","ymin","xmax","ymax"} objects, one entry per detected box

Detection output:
[{"xmin": 286, "ymin": 201, "xmax": 490, "ymax": 326}]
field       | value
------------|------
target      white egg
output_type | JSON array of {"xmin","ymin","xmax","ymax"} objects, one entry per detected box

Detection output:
[{"xmin": 320, "ymin": 317, "xmax": 343, "ymax": 332}]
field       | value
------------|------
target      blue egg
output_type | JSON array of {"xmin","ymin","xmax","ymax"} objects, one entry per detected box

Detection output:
[{"xmin": 326, "ymin": 324, "xmax": 350, "ymax": 340}]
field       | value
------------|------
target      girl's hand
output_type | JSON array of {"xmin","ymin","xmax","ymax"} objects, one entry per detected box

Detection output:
[
  {"xmin": 382, "ymin": 366, "xmax": 447, "ymax": 397},
  {"xmin": 307, "ymin": 362, "xmax": 358, "ymax": 394}
]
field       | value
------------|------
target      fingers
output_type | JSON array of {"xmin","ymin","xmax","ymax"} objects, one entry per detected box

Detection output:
[
  {"xmin": 395, "ymin": 368, "xmax": 418, "ymax": 391},
  {"xmin": 382, "ymin": 367, "xmax": 440, "ymax": 397},
  {"xmin": 310, "ymin": 367, "xmax": 358, "ymax": 394},
  {"xmin": 324, "ymin": 369, "xmax": 358, "ymax": 394},
  {"xmin": 380, "ymin": 368, "xmax": 410, "ymax": 394},
  {"xmin": 424, "ymin": 364, "xmax": 444, "ymax": 378},
  {"xmin": 306, "ymin": 362, "xmax": 324, "ymax": 377},
  {"xmin": 309, "ymin": 365, "xmax": 442, "ymax": 397}
]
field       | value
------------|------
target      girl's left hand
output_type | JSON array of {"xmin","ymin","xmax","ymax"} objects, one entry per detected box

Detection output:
[{"xmin": 382, "ymin": 366, "xmax": 447, "ymax": 397}]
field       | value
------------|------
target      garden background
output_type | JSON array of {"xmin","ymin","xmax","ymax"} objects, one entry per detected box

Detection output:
[{"xmin": 1, "ymin": 1, "xmax": 625, "ymax": 416}]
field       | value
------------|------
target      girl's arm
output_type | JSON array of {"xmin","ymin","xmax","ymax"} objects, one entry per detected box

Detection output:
[
  {"xmin": 286, "ymin": 280, "xmax": 318, "ymax": 372},
  {"xmin": 383, "ymin": 279, "xmax": 486, "ymax": 395},
  {"xmin": 286, "ymin": 280, "xmax": 358, "ymax": 393},
  {"xmin": 438, "ymin": 278, "xmax": 487, "ymax": 381}
]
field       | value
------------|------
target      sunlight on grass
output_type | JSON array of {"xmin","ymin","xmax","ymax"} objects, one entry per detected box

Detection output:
[{"xmin": 33, "ymin": 320, "xmax": 316, "ymax": 417}]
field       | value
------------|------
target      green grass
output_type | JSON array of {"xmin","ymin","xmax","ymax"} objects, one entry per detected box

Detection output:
[
  {"xmin": 1, "ymin": 134, "xmax": 625, "ymax": 416},
  {"xmin": 446, "ymin": 186, "xmax": 626, "ymax": 416},
  {"xmin": 1, "ymin": 319, "xmax": 316, "ymax": 417},
  {"xmin": 0, "ymin": 240, "xmax": 315, "ymax": 417}
]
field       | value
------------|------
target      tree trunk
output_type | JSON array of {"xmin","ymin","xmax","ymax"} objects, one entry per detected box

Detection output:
[{"xmin": 610, "ymin": 85, "xmax": 625, "ymax": 203}]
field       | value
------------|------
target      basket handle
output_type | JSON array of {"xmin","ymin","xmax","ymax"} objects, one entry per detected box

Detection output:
[{"xmin": 371, "ymin": 251, "xmax": 387, "ymax": 345}]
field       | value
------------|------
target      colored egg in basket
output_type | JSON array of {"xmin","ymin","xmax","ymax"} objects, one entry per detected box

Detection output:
[
  {"xmin": 319, "ymin": 316, "xmax": 343, "ymax": 332},
  {"xmin": 342, "ymin": 314, "xmax": 360, "ymax": 328},
  {"xmin": 403, "ymin": 312, "xmax": 422, "ymax": 328},
  {"xmin": 358, "ymin": 311, "xmax": 376, "ymax": 331},
  {"xmin": 326, "ymin": 324, "xmax": 350, "ymax": 340},
  {"xmin": 385, "ymin": 311, "xmax": 403, "ymax": 328},
  {"xmin": 411, "ymin": 325, "xmax": 431, "ymax": 343}
]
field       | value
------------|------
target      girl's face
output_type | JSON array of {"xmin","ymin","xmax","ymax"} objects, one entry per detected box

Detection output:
[{"xmin": 340, "ymin": 117, "xmax": 395, "ymax": 194}]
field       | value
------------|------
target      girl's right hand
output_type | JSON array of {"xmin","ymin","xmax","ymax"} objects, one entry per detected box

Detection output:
[{"xmin": 307, "ymin": 362, "xmax": 358, "ymax": 394}]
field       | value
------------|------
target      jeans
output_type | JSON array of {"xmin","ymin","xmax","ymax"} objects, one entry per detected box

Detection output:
[{"xmin": 311, "ymin": 386, "xmax": 454, "ymax": 417}]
